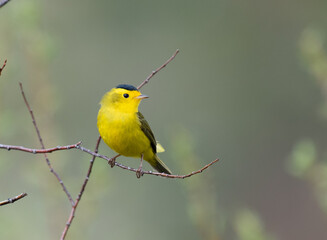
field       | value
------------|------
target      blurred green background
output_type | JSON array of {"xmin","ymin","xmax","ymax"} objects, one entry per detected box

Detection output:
[{"xmin": 1, "ymin": 0, "xmax": 327, "ymax": 239}]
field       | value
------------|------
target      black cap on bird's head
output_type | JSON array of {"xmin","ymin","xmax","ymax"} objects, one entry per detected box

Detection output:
[
  {"xmin": 116, "ymin": 84, "xmax": 138, "ymax": 91},
  {"xmin": 112, "ymin": 83, "xmax": 148, "ymax": 100}
]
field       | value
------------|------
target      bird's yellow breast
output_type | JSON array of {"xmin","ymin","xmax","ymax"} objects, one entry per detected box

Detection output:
[{"xmin": 97, "ymin": 107, "xmax": 152, "ymax": 158}]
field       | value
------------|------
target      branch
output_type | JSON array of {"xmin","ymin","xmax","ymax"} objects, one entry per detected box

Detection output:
[
  {"xmin": 0, "ymin": 142, "xmax": 81, "ymax": 153},
  {"xmin": 0, "ymin": 138, "xmax": 218, "ymax": 179},
  {"xmin": 60, "ymin": 136, "xmax": 101, "ymax": 240},
  {"xmin": 19, "ymin": 82, "xmax": 75, "ymax": 206},
  {"xmin": 0, "ymin": 0, "xmax": 11, "ymax": 8},
  {"xmin": 0, "ymin": 193, "xmax": 27, "ymax": 206},
  {"xmin": 137, "ymin": 49, "xmax": 179, "ymax": 90},
  {"xmin": 77, "ymin": 144, "xmax": 219, "ymax": 178},
  {"xmin": 0, "ymin": 59, "xmax": 7, "ymax": 75}
]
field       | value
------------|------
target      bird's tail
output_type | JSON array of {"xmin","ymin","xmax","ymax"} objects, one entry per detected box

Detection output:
[{"xmin": 150, "ymin": 155, "xmax": 172, "ymax": 175}]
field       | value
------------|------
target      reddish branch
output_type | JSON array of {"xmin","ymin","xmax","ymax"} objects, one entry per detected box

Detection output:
[
  {"xmin": 60, "ymin": 136, "xmax": 101, "ymax": 240},
  {"xmin": 0, "ymin": 140, "xmax": 219, "ymax": 179},
  {"xmin": 0, "ymin": 59, "xmax": 7, "ymax": 75},
  {"xmin": 77, "ymin": 144, "xmax": 219, "ymax": 179},
  {"xmin": 116, "ymin": 158, "xmax": 219, "ymax": 179},
  {"xmin": 19, "ymin": 83, "xmax": 75, "ymax": 206},
  {"xmin": 137, "ymin": 49, "xmax": 179, "ymax": 90},
  {"xmin": 0, "ymin": 142, "xmax": 81, "ymax": 153},
  {"xmin": 0, "ymin": 193, "xmax": 27, "ymax": 206}
]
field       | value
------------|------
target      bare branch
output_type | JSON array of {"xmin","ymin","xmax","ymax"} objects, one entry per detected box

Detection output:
[
  {"xmin": 77, "ymin": 144, "xmax": 219, "ymax": 179},
  {"xmin": 0, "ymin": 59, "xmax": 7, "ymax": 75},
  {"xmin": 0, "ymin": 193, "xmax": 27, "ymax": 206},
  {"xmin": 137, "ymin": 49, "xmax": 179, "ymax": 90},
  {"xmin": 60, "ymin": 136, "xmax": 101, "ymax": 240},
  {"xmin": 134, "ymin": 159, "xmax": 219, "ymax": 179},
  {"xmin": 19, "ymin": 82, "xmax": 75, "ymax": 206},
  {"xmin": 0, "ymin": 142, "xmax": 81, "ymax": 153}
]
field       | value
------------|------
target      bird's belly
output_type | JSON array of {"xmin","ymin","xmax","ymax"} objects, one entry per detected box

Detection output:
[{"xmin": 98, "ymin": 114, "xmax": 150, "ymax": 157}]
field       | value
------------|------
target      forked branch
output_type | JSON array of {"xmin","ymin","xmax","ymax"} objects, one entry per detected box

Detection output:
[
  {"xmin": 60, "ymin": 136, "xmax": 101, "ymax": 240},
  {"xmin": 19, "ymin": 83, "xmax": 75, "ymax": 206}
]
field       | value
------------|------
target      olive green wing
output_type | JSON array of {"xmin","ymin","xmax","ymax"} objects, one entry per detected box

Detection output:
[{"xmin": 137, "ymin": 112, "xmax": 157, "ymax": 154}]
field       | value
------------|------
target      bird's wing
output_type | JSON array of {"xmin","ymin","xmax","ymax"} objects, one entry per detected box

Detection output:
[{"xmin": 137, "ymin": 112, "xmax": 157, "ymax": 154}]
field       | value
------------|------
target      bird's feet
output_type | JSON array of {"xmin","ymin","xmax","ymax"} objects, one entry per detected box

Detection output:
[
  {"xmin": 136, "ymin": 154, "xmax": 144, "ymax": 178},
  {"xmin": 108, "ymin": 154, "xmax": 120, "ymax": 168},
  {"xmin": 108, "ymin": 158, "xmax": 115, "ymax": 168},
  {"xmin": 136, "ymin": 166, "xmax": 144, "ymax": 178}
]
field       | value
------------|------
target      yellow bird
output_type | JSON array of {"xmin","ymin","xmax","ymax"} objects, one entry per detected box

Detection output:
[{"xmin": 97, "ymin": 84, "xmax": 172, "ymax": 177}]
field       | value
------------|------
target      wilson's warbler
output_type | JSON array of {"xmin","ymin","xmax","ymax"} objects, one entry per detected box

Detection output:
[{"xmin": 97, "ymin": 84, "xmax": 172, "ymax": 177}]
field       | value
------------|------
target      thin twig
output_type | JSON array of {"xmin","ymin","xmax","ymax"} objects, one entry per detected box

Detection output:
[
  {"xmin": 0, "ymin": 59, "xmax": 7, "ymax": 75},
  {"xmin": 0, "ymin": 193, "xmax": 27, "ymax": 206},
  {"xmin": 137, "ymin": 49, "xmax": 179, "ymax": 90},
  {"xmin": 124, "ymin": 159, "xmax": 220, "ymax": 179},
  {"xmin": 19, "ymin": 82, "xmax": 75, "ymax": 206},
  {"xmin": 0, "ymin": 142, "xmax": 81, "ymax": 153},
  {"xmin": 77, "ymin": 144, "xmax": 219, "ymax": 179},
  {"xmin": 60, "ymin": 136, "xmax": 101, "ymax": 240},
  {"xmin": 0, "ymin": 0, "xmax": 10, "ymax": 8}
]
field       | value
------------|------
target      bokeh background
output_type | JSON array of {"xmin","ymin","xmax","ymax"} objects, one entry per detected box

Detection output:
[{"xmin": 1, "ymin": 0, "xmax": 327, "ymax": 239}]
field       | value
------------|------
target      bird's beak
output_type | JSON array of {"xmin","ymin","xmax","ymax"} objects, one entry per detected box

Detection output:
[{"xmin": 135, "ymin": 94, "xmax": 149, "ymax": 99}]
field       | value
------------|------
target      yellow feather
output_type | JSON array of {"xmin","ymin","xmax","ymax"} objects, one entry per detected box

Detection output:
[
  {"xmin": 156, "ymin": 142, "xmax": 165, "ymax": 153},
  {"xmin": 97, "ymin": 85, "xmax": 172, "ymax": 174}
]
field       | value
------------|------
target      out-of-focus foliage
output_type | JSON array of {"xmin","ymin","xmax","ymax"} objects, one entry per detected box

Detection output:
[
  {"xmin": 299, "ymin": 28, "xmax": 327, "ymax": 117},
  {"xmin": 171, "ymin": 129, "xmax": 277, "ymax": 240},
  {"xmin": 0, "ymin": 1, "xmax": 70, "ymax": 239},
  {"xmin": 286, "ymin": 137, "xmax": 327, "ymax": 213},
  {"xmin": 299, "ymin": 29, "xmax": 327, "ymax": 82},
  {"xmin": 286, "ymin": 139, "xmax": 316, "ymax": 177},
  {"xmin": 171, "ymin": 128, "xmax": 221, "ymax": 240},
  {"xmin": 285, "ymin": 27, "xmax": 327, "ymax": 215},
  {"xmin": 0, "ymin": 0, "xmax": 57, "ymax": 140},
  {"xmin": 234, "ymin": 209, "xmax": 276, "ymax": 240}
]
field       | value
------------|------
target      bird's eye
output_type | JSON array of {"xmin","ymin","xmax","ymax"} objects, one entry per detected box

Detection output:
[{"xmin": 123, "ymin": 93, "xmax": 129, "ymax": 98}]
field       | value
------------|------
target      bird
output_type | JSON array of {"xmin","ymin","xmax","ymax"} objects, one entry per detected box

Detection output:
[{"xmin": 97, "ymin": 84, "xmax": 172, "ymax": 177}]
